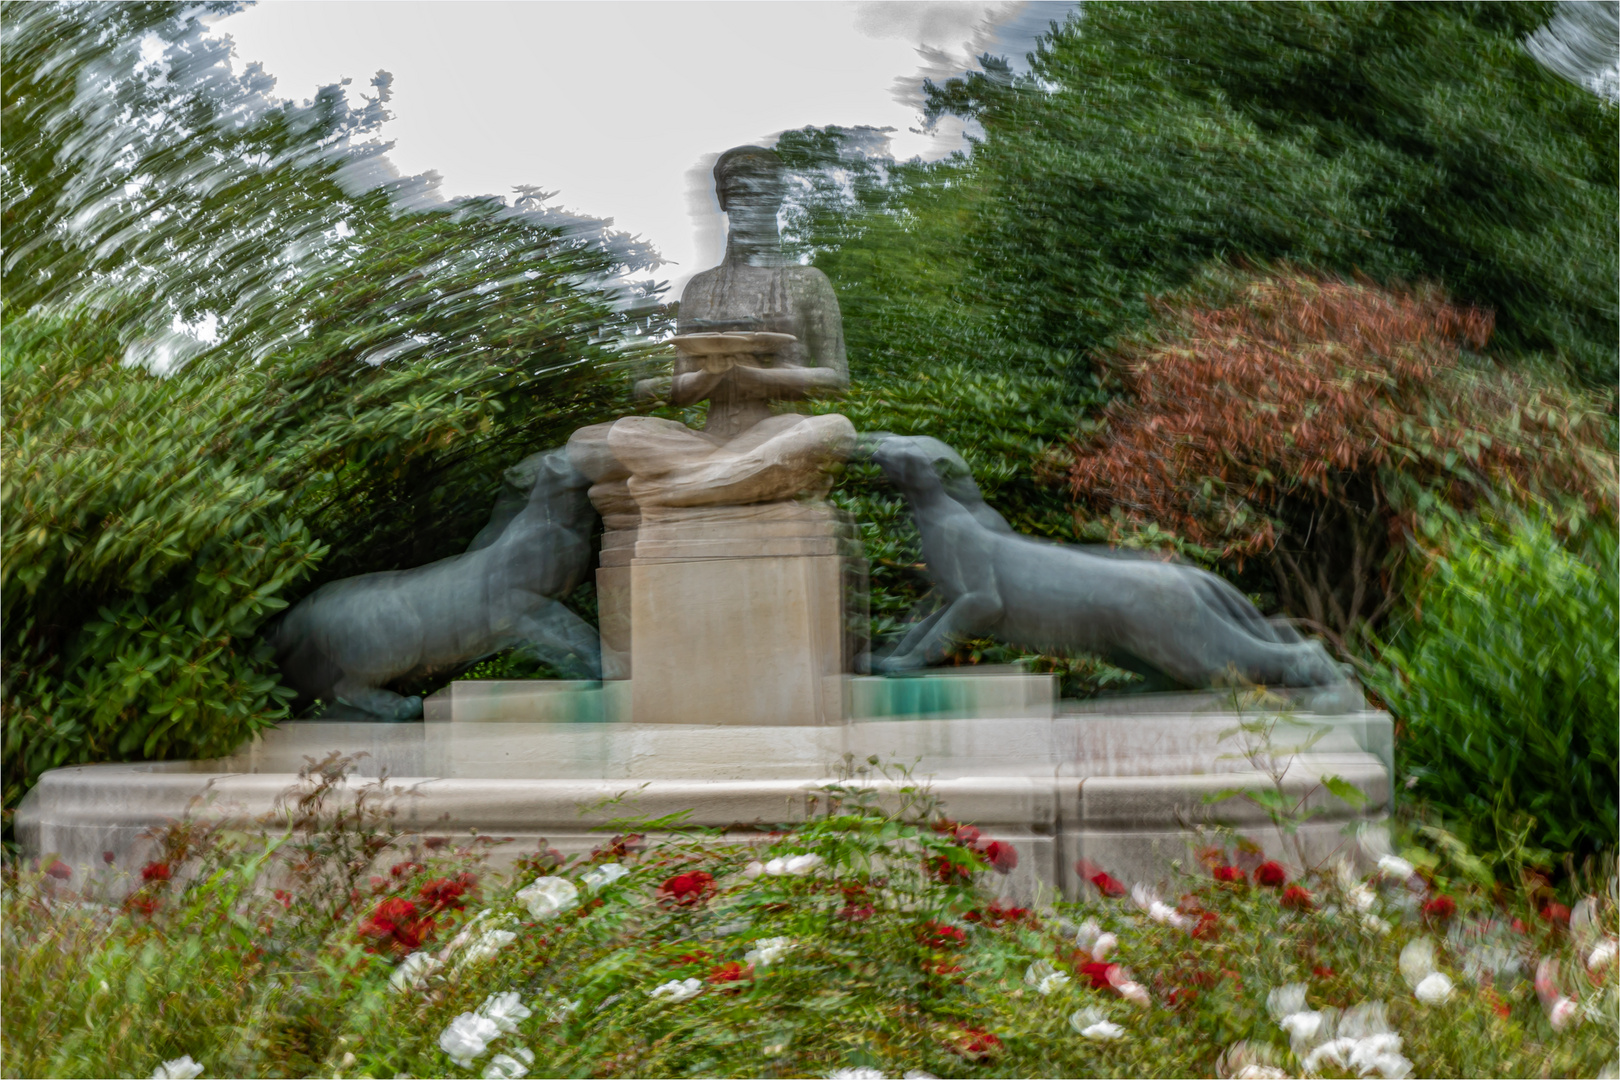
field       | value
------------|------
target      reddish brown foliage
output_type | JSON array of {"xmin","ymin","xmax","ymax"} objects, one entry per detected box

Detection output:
[{"xmin": 1070, "ymin": 271, "xmax": 1614, "ymax": 637}]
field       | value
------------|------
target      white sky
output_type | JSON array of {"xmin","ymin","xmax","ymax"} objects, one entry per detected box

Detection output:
[{"xmin": 213, "ymin": 1, "xmax": 1068, "ymax": 296}]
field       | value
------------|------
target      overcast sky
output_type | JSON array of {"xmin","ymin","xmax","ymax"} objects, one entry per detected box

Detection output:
[{"xmin": 212, "ymin": 1, "xmax": 1075, "ymax": 296}]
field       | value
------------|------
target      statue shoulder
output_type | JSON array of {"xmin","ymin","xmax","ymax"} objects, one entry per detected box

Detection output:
[
  {"xmin": 679, "ymin": 266, "xmax": 723, "ymax": 303},
  {"xmin": 781, "ymin": 264, "xmax": 840, "ymax": 303}
]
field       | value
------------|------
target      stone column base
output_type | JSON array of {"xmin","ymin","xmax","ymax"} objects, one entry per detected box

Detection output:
[{"xmin": 628, "ymin": 500, "xmax": 847, "ymax": 725}]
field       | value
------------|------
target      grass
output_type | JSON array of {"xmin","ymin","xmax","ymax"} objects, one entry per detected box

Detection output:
[{"xmin": 2, "ymin": 756, "xmax": 1616, "ymax": 1079}]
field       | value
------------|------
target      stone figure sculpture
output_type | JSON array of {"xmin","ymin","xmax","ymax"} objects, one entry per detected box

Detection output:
[
  {"xmin": 867, "ymin": 434, "xmax": 1346, "ymax": 688},
  {"xmin": 271, "ymin": 447, "xmax": 601, "ymax": 720},
  {"xmin": 604, "ymin": 145, "xmax": 856, "ymax": 506}
]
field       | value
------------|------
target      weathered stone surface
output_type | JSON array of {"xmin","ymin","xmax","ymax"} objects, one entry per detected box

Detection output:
[{"xmin": 19, "ymin": 690, "xmax": 1393, "ymax": 902}]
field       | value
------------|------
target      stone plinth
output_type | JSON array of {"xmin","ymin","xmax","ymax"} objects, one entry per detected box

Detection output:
[
  {"xmin": 595, "ymin": 512, "xmax": 639, "ymax": 680},
  {"xmin": 628, "ymin": 501, "xmax": 848, "ymax": 725}
]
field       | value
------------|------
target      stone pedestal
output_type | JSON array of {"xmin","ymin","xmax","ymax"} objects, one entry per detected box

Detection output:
[
  {"xmin": 595, "ymin": 512, "xmax": 638, "ymax": 680},
  {"xmin": 628, "ymin": 500, "xmax": 848, "ymax": 725}
]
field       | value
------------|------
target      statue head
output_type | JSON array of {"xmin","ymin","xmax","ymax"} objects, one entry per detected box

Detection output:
[{"xmin": 713, "ymin": 145, "xmax": 786, "ymax": 216}]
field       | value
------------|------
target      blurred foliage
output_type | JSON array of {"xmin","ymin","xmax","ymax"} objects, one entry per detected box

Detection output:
[
  {"xmin": 1070, "ymin": 268, "xmax": 1617, "ymax": 647},
  {"xmin": 925, "ymin": 0, "xmax": 1619, "ymax": 387},
  {"xmin": 778, "ymin": 1, "xmax": 1616, "ymax": 669},
  {"xmin": 1371, "ymin": 518, "xmax": 1619, "ymax": 867},
  {"xmin": 1, "ymin": 2, "xmax": 665, "ymax": 814}
]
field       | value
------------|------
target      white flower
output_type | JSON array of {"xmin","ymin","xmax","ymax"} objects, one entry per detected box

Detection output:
[
  {"xmin": 1376, "ymin": 855, "xmax": 1417, "ymax": 881},
  {"xmin": 515, "ymin": 876, "xmax": 578, "ymax": 920},
  {"xmin": 1115, "ymin": 978, "xmax": 1151, "ymax": 1007},
  {"xmin": 581, "ymin": 862, "xmax": 630, "ymax": 890},
  {"xmin": 1024, "ymin": 960, "xmax": 1070, "ymax": 995},
  {"xmin": 439, "ymin": 1012, "xmax": 501, "ymax": 1068},
  {"xmin": 1549, "ymin": 997, "xmax": 1582, "ymax": 1031},
  {"xmin": 1132, "ymin": 883, "xmax": 1194, "ymax": 931},
  {"xmin": 1151, "ymin": 901, "xmax": 1195, "ymax": 931},
  {"xmin": 1091, "ymin": 931, "xmax": 1118, "ymax": 961},
  {"xmin": 1361, "ymin": 914, "xmax": 1392, "ymax": 936},
  {"xmin": 1302, "ymin": 1036, "xmax": 1358, "ymax": 1074},
  {"xmin": 742, "ymin": 860, "xmax": 766, "ymax": 878},
  {"xmin": 1218, "ymin": 1040, "xmax": 1286, "ymax": 1079},
  {"xmin": 648, "ymin": 977, "xmax": 703, "ymax": 1003},
  {"xmin": 1279, "ymin": 1010, "xmax": 1325, "ymax": 1044},
  {"xmin": 150, "ymin": 1056, "xmax": 204, "ymax": 1080},
  {"xmin": 1266, "ymin": 983, "xmax": 1309, "ymax": 1022},
  {"xmin": 1398, "ymin": 938, "xmax": 1437, "ymax": 988},
  {"xmin": 1588, "ymin": 939, "xmax": 1618, "ymax": 974},
  {"xmin": 901, "ymin": 1072, "xmax": 939, "ymax": 1080},
  {"xmin": 784, "ymin": 853, "xmax": 823, "ymax": 875},
  {"xmin": 745, "ymin": 936, "xmax": 794, "ymax": 967},
  {"xmin": 389, "ymin": 949, "xmax": 442, "ymax": 992},
  {"xmin": 826, "ymin": 1069, "xmax": 887, "ymax": 1079},
  {"xmin": 1413, "ymin": 973, "xmax": 1454, "ymax": 1005},
  {"xmin": 455, "ymin": 928, "xmax": 518, "ymax": 969},
  {"xmin": 1069, "ymin": 1006, "xmax": 1124, "ymax": 1039},
  {"xmin": 483, "ymin": 1047, "xmax": 535, "ymax": 1080},
  {"xmin": 1338, "ymin": 1001, "xmax": 1391, "ymax": 1040},
  {"xmin": 1349, "ymin": 1033, "xmax": 1410, "ymax": 1079},
  {"xmin": 480, "ymin": 991, "xmax": 532, "ymax": 1033}
]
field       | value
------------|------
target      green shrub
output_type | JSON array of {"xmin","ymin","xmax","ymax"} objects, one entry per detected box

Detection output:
[
  {"xmin": 0, "ymin": 313, "xmax": 326, "ymax": 815},
  {"xmin": 1373, "ymin": 518, "xmax": 1619, "ymax": 865}
]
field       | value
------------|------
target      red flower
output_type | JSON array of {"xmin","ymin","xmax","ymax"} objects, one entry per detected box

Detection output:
[
  {"xmin": 1511, "ymin": 917, "xmax": 1529, "ymax": 935},
  {"xmin": 1540, "ymin": 902, "xmax": 1571, "ymax": 926},
  {"xmin": 918, "ymin": 920, "xmax": 968, "ymax": 950},
  {"xmin": 657, "ymin": 870, "xmax": 716, "ymax": 907},
  {"xmin": 44, "ymin": 860, "xmax": 72, "ymax": 881},
  {"xmin": 706, "ymin": 961, "xmax": 751, "ymax": 984},
  {"xmin": 419, "ymin": 876, "xmax": 472, "ymax": 911},
  {"xmin": 1078, "ymin": 961, "xmax": 1119, "ymax": 990},
  {"xmin": 592, "ymin": 833, "xmax": 645, "ymax": 861},
  {"xmin": 1191, "ymin": 911, "xmax": 1220, "ymax": 940},
  {"xmin": 985, "ymin": 900, "xmax": 1030, "ymax": 927},
  {"xmin": 839, "ymin": 903, "xmax": 875, "ymax": 922},
  {"xmin": 1281, "ymin": 885, "xmax": 1314, "ymax": 911},
  {"xmin": 124, "ymin": 895, "xmax": 159, "ymax": 917},
  {"xmin": 975, "ymin": 839, "xmax": 1018, "ymax": 874},
  {"xmin": 927, "ymin": 854, "xmax": 972, "ymax": 884},
  {"xmin": 273, "ymin": 889, "xmax": 294, "ymax": 911},
  {"xmin": 1212, "ymin": 865, "xmax": 1245, "ymax": 884},
  {"xmin": 954, "ymin": 1028, "xmax": 1002, "ymax": 1060},
  {"xmin": 389, "ymin": 860, "xmax": 425, "ymax": 879},
  {"xmin": 1255, "ymin": 861, "xmax": 1288, "ymax": 887},
  {"xmin": 1076, "ymin": 860, "xmax": 1127, "ymax": 897},
  {"xmin": 933, "ymin": 818, "xmax": 980, "ymax": 845},
  {"xmin": 140, "ymin": 861, "xmax": 171, "ymax": 882},
  {"xmin": 1313, "ymin": 965, "xmax": 1335, "ymax": 979},
  {"xmin": 360, "ymin": 897, "xmax": 432, "ymax": 953},
  {"xmin": 1421, "ymin": 895, "xmax": 1458, "ymax": 922},
  {"xmin": 1168, "ymin": 986, "xmax": 1199, "ymax": 1008},
  {"xmin": 102, "ymin": 851, "xmax": 116, "ymax": 865}
]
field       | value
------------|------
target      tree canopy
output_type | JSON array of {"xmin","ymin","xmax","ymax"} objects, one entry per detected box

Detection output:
[{"xmin": 1, "ymin": 1, "xmax": 667, "ymax": 813}]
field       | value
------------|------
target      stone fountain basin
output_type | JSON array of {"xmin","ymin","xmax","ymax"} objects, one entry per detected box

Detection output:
[{"xmin": 17, "ymin": 677, "xmax": 1392, "ymax": 903}]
